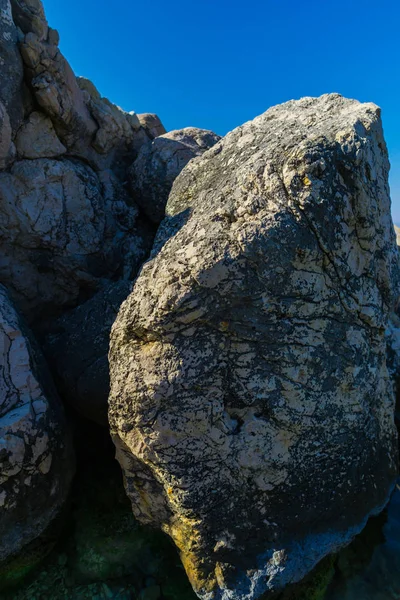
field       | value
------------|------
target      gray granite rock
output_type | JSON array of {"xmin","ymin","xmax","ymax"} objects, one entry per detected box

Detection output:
[
  {"xmin": 109, "ymin": 94, "xmax": 399, "ymax": 600},
  {"xmin": 0, "ymin": 0, "xmax": 24, "ymax": 131},
  {"xmin": 129, "ymin": 128, "xmax": 221, "ymax": 223},
  {"xmin": 76, "ymin": 77, "xmax": 141, "ymax": 158},
  {"xmin": 0, "ymin": 159, "xmax": 140, "ymax": 323},
  {"xmin": 15, "ymin": 111, "xmax": 66, "ymax": 158},
  {"xmin": 18, "ymin": 27, "xmax": 98, "ymax": 157},
  {"xmin": 0, "ymin": 284, "xmax": 74, "ymax": 564}
]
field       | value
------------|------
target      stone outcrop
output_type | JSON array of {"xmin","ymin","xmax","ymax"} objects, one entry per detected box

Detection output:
[
  {"xmin": 1, "ymin": 0, "xmax": 399, "ymax": 597},
  {"xmin": 0, "ymin": 159, "xmax": 145, "ymax": 322},
  {"xmin": 2, "ymin": 0, "xmax": 167, "ymax": 172},
  {"xmin": 0, "ymin": 285, "xmax": 74, "ymax": 564},
  {"xmin": 109, "ymin": 94, "xmax": 399, "ymax": 600},
  {"xmin": 15, "ymin": 111, "xmax": 66, "ymax": 158},
  {"xmin": 394, "ymin": 224, "xmax": 400, "ymax": 246},
  {"xmin": 0, "ymin": 101, "xmax": 14, "ymax": 168},
  {"xmin": 0, "ymin": 0, "xmax": 172, "ymax": 334},
  {"xmin": 137, "ymin": 113, "xmax": 167, "ymax": 140},
  {"xmin": 0, "ymin": 0, "xmax": 24, "ymax": 131},
  {"xmin": 129, "ymin": 128, "xmax": 221, "ymax": 223},
  {"xmin": 0, "ymin": 0, "xmax": 226, "ymax": 591},
  {"xmin": 386, "ymin": 225, "xmax": 400, "ymax": 418}
]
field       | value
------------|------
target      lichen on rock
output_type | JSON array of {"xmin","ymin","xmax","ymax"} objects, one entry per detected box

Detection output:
[{"xmin": 109, "ymin": 94, "xmax": 400, "ymax": 600}]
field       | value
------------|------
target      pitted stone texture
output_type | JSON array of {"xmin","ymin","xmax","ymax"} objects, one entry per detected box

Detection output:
[
  {"xmin": 129, "ymin": 128, "xmax": 221, "ymax": 223},
  {"xmin": 0, "ymin": 159, "xmax": 141, "ymax": 323},
  {"xmin": 0, "ymin": 0, "xmax": 24, "ymax": 131},
  {"xmin": 0, "ymin": 285, "xmax": 73, "ymax": 563},
  {"xmin": 109, "ymin": 95, "xmax": 399, "ymax": 600},
  {"xmin": 15, "ymin": 111, "xmax": 66, "ymax": 158}
]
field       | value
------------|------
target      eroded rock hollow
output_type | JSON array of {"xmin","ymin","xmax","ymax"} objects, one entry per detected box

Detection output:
[{"xmin": 109, "ymin": 94, "xmax": 400, "ymax": 600}]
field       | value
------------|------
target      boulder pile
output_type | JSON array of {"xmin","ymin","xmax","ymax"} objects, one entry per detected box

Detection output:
[{"xmin": 0, "ymin": 1, "xmax": 399, "ymax": 599}]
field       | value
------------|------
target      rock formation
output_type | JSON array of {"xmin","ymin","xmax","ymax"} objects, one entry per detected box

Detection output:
[
  {"xmin": 1, "ymin": 0, "xmax": 399, "ymax": 597},
  {"xmin": 109, "ymin": 94, "xmax": 399, "ymax": 600},
  {"xmin": 0, "ymin": 0, "xmax": 222, "ymax": 432},
  {"xmin": 130, "ymin": 128, "xmax": 221, "ymax": 223},
  {"xmin": 0, "ymin": 0, "xmax": 24, "ymax": 133},
  {"xmin": 0, "ymin": 0, "xmax": 169, "ymax": 577},
  {"xmin": 0, "ymin": 0, "xmax": 169, "ymax": 328},
  {"xmin": 386, "ymin": 225, "xmax": 400, "ymax": 419},
  {"xmin": 0, "ymin": 159, "xmax": 147, "ymax": 322},
  {"xmin": 0, "ymin": 285, "xmax": 74, "ymax": 565}
]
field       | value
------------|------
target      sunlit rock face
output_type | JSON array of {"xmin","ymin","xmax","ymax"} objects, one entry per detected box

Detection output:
[
  {"xmin": 0, "ymin": 285, "xmax": 74, "ymax": 563},
  {"xmin": 109, "ymin": 94, "xmax": 399, "ymax": 600}
]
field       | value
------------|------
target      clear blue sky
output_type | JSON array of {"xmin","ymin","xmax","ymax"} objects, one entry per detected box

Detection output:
[{"xmin": 45, "ymin": 0, "xmax": 400, "ymax": 223}]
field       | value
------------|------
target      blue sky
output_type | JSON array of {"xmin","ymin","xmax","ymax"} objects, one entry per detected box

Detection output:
[{"xmin": 45, "ymin": 0, "xmax": 400, "ymax": 222}]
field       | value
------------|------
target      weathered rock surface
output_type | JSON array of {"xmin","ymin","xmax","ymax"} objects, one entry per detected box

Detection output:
[
  {"xmin": 15, "ymin": 111, "xmax": 66, "ymax": 158},
  {"xmin": 8, "ymin": 2, "xmax": 161, "ymax": 170},
  {"xmin": 0, "ymin": 101, "xmax": 14, "ymax": 168},
  {"xmin": 0, "ymin": 0, "xmax": 24, "ymax": 130},
  {"xmin": 109, "ymin": 94, "xmax": 399, "ymax": 600},
  {"xmin": 129, "ymin": 128, "xmax": 221, "ymax": 223},
  {"xmin": 76, "ymin": 76, "xmax": 142, "ymax": 161},
  {"xmin": 19, "ymin": 30, "xmax": 98, "ymax": 154},
  {"xmin": 0, "ymin": 159, "xmax": 142, "ymax": 322},
  {"xmin": 11, "ymin": 0, "xmax": 48, "ymax": 40},
  {"xmin": 43, "ymin": 281, "xmax": 132, "ymax": 425},
  {"xmin": 0, "ymin": 0, "xmax": 167, "ymax": 431},
  {"xmin": 394, "ymin": 224, "xmax": 400, "ymax": 247},
  {"xmin": 0, "ymin": 284, "xmax": 74, "ymax": 564},
  {"xmin": 386, "ymin": 226, "xmax": 400, "ymax": 417},
  {"xmin": 138, "ymin": 113, "xmax": 167, "ymax": 140}
]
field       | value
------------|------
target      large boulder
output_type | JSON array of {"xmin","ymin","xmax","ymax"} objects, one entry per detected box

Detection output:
[
  {"xmin": 10, "ymin": 0, "xmax": 48, "ymax": 40},
  {"xmin": 109, "ymin": 95, "xmax": 399, "ymax": 600},
  {"xmin": 394, "ymin": 224, "xmax": 400, "ymax": 246},
  {"xmin": 0, "ymin": 159, "xmax": 142, "ymax": 323},
  {"xmin": 76, "ymin": 76, "xmax": 143, "ymax": 164},
  {"xmin": 0, "ymin": 284, "xmax": 74, "ymax": 566},
  {"xmin": 129, "ymin": 128, "xmax": 221, "ymax": 223}
]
